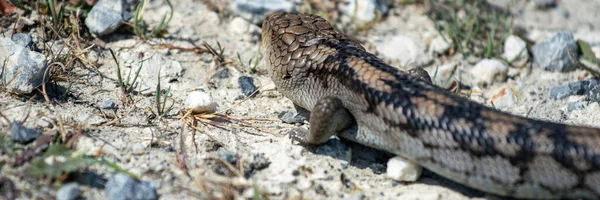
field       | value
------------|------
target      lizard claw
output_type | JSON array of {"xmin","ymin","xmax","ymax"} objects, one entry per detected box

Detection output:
[{"xmin": 289, "ymin": 127, "xmax": 310, "ymax": 145}]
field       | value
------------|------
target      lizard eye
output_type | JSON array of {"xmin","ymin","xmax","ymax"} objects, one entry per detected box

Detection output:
[{"xmin": 271, "ymin": 30, "xmax": 277, "ymax": 39}]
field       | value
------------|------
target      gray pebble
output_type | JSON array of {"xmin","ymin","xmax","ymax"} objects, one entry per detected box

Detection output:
[
  {"xmin": 11, "ymin": 33, "xmax": 32, "ymax": 48},
  {"xmin": 105, "ymin": 173, "xmax": 157, "ymax": 200},
  {"xmin": 101, "ymin": 100, "xmax": 117, "ymax": 109},
  {"xmin": 278, "ymin": 111, "xmax": 306, "ymax": 124},
  {"xmin": 238, "ymin": 76, "xmax": 257, "ymax": 96},
  {"xmin": 549, "ymin": 79, "xmax": 598, "ymax": 99},
  {"xmin": 533, "ymin": 0, "xmax": 556, "ymax": 9},
  {"xmin": 85, "ymin": 0, "xmax": 137, "ymax": 36},
  {"xmin": 131, "ymin": 143, "xmax": 146, "ymax": 155},
  {"xmin": 56, "ymin": 183, "xmax": 81, "ymax": 200},
  {"xmin": 249, "ymin": 153, "xmax": 270, "ymax": 171},
  {"xmin": 244, "ymin": 153, "xmax": 271, "ymax": 178},
  {"xmin": 230, "ymin": 0, "xmax": 294, "ymax": 24},
  {"xmin": 218, "ymin": 149, "xmax": 238, "ymax": 164},
  {"xmin": 531, "ymin": 32, "xmax": 579, "ymax": 72},
  {"xmin": 10, "ymin": 121, "xmax": 42, "ymax": 144},
  {"xmin": 567, "ymin": 101, "xmax": 584, "ymax": 111},
  {"xmin": 370, "ymin": 163, "xmax": 386, "ymax": 175},
  {"xmin": 0, "ymin": 37, "xmax": 48, "ymax": 94},
  {"xmin": 588, "ymin": 86, "xmax": 600, "ymax": 103}
]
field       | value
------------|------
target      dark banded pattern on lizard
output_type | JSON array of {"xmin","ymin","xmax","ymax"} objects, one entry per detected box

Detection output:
[{"xmin": 261, "ymin": 11, "xmax": 600, "ymax": 199}]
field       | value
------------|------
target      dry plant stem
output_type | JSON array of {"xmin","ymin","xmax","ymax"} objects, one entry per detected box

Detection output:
[
  {"xmin": 181, "ymin": 114, "xmax": 221, "ymax": 145},
  {"xmin": 177, "ymin": 125, "xmax": 191, "ymax": 178},
  {"xmin": 215, "ymin": 158, "xmax": 243, "ymax": 177},
  {"xmin": 192, "ymin": 119, "xmax": 198, "ymax": 153},
  {"xmin": 196, "ymin": 175, "xmax": 250, "ymax": 187}
]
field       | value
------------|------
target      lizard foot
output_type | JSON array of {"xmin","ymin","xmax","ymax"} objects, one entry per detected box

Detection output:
[{"xmin": 288, "ymin": 127, "xmax": 311, "ymax": 145}]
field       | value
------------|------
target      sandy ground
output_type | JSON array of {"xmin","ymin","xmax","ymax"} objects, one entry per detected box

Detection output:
[{"xmin": 2, "ymin": 0, "xmax": 600, "ymax": 199}]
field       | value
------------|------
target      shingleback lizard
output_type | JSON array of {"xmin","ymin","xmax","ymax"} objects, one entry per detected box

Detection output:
[{"xmin": 261, "ymin": 11, "xmax": 600, "ymax": 199}]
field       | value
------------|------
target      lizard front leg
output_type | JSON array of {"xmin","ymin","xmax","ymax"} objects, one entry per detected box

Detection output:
[{"xmin": 290, "ymin": 96, "xmax": 354, "ymax": 145}]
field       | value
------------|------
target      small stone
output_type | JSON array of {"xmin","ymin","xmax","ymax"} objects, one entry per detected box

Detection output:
[
  {"xmin": 131, "ymin": 143, "xmax": 146, "ymax": 155},
  {"xmin": 589, "ymin": 86, "xmax": 600, "ymax": 103},
  {"xmin": 339, "ymin": 0, "xmax": 388, "ymax": 24},
  {"xmin": 549, "ymin": 79, "xmax": 599, "ymax": 100},
  {"xmin": 11, "ymin": 33, "xmax": 32, "ymax": 48},
  {"xmin": 532, "ymin": 0, "xmax": 556, "ymax": 9},
  {"xmin": 244, "ymin": 153, "xmax": 271, "ymax": 178},
  {"xmin": 101, "ymin": 100, "xmax": 117, "ymax": 109},
  {"xmin": 344, "ymin": 191, "xmax": 365, "ymax": 200},
  {"xmin": 429, "ymin": 34, "xmax": 452, "ymax": 55},
  {"xmin": 471, "ymin": 59, "xmax": 508, "ymax": 87},
  {"xmin": 85, "ymin": 0, "xmax": 137, "ymax": 35},
  {"xmin": 10, "ymin": 121, "xmax": 42, "ymax": 144},
  {"xmin": 531, "ymin": 32, "xmax": 579, "ymax": 72},
  {"xmin": 228, "ymin": 17, "xmax": 260, "ymax": 41},
  {"xmin": 386, "ymin": 156, "xmax": 421, "ymax": 182},
  {"xmin": 549, "ymin": 83, "xmax": 580, "ymax": 100},
  {"xmin": 218, "ymin": 149, "xmax": 238, "ymax": 164},
  {"xmin": 489, "ymin": 87, "xmax": 517, "ymax": 108},
  {"xmin": 375, "ymin": 35, "xmax": 431, "ymax": 67},
  {"xmin": 370, "ymin": 163, "xmax": 386, "ymax": 174},
  {"xmin": 503, "ymin": 35, "xmax": 529, "ymax": 67},
  {"xmin": 185, "ymin": 91, "xmax": 218, "ymax": 114},
  {"xmin": 105, "ymin": 173, "xmax": 157, "ymax": 200},
  {"xmin": 277, "ymin": 111, "xmax": 306, "ymax": 124},
  {"xmin": 38, "ymin": 117, "xmax": 53, "ymax": 128},
  {"xmin": 238, "ymin": 76, "xmax": 257, "ymax": 96},
  {"xmin": 428, "ymin": 63, "xmax": 458, "ymax": 88},
  {"xmin": 567, "ymin": 101, "xmax": 584, "ymax": 111},
  {"xmin": 0, "ymin": 37, "xmax": 48, "ymax": 94},
  {"xmin": 86, "ymin": 50, "xmax": 101, "ymax": 63},
  {"xmin": 249, "ymin": 153, "xmax": 270, "ymax": 171},
  {"xmin": 56, "ymin": 183, "xmax": 81, "ymax": 200},
  {"xmin": 230, "ymin": 0, "xmax": 294, "ymax": 24},
  {"xmin": 216, "ymin": 68, "xmax": 230, "ymax": 79}
]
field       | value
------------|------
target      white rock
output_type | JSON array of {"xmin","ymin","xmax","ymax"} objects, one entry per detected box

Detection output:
[
  {"xmin": 0, "ymin": 37, "xmax": 48, "ymax": 94},
  {"xmin": 386, "ymin": 156, "xmax": 422, "ymax": 182},
  {"xmin": 428, "ymin": 63, "xmax": 458, "ymax": 88},
  {"xmin": 132, "ymin": 142, "xmax": 147, "ymax": 155},
  {"xmin": 471, "ymin": 59, "xmax": 508, "ymax": 87},
  {"xmin": 593, "ymin": 46, "xmax": 600, "ymax": 59},
  {"xmin": 44, "ymin": 155, "xmax": 67, "ymax": 166},
  {"xmin": 488, "ymin": 87, "xmax": 517, "ymax": 109},
  {"xmin": 339, "ymin": 0, "xmax": 388, "ymax": 24},
  {"xmin": 85, "ymin": 0, "xmax": 136, "ymax": 36},
  {"xmin": 38, "ymin": 117, "xmax": 53, "ymax": 128},
  {"xmin": 186, "ymin": 91, "xmax": 218, "ymax": 114},
  {"xmin": 376, "ymin": 35, "xmax": 432, "ymax": 67},
  {"xmin": 502, "ymin": 35, "xmax": 529, "ymax": 67},
  {"xmin": 228, "ymin": 17, "xmax": 260, "ymax": 41},
  {"xmin": 429, "ymin": 34, "xmax": 452, "ymax": 55}
]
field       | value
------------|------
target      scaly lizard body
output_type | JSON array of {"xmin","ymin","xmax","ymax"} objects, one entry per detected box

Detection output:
[{"xmin": 261, "ymin": 12, "xmax": 600, "ymax": 199}]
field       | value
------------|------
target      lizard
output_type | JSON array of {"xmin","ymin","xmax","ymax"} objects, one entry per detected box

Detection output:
[{"xmin": 261, "ymin": 11, "xmax": 600, "ymax": 199}]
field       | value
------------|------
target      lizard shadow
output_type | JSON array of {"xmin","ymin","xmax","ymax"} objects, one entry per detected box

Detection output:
[
  {"xmin": 309, "ymin": 135, "xmax": 512, "ymax": 200},
  {"xmin": 293, "ymin": 105, "xmax": 512, "ymax": 199}
]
